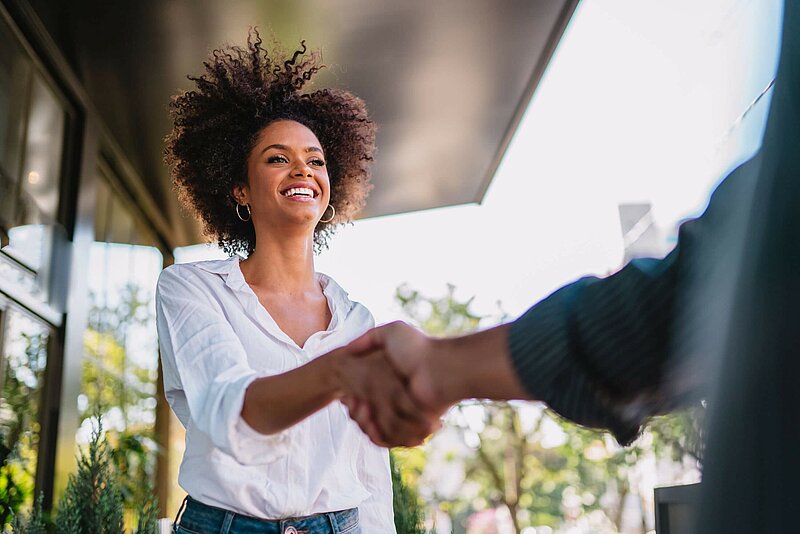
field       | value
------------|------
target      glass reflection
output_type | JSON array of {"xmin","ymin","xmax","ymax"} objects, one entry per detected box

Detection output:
[
  {"xmin": 1, "ymin": 12, "xmax": 66, "ymax": 304},
  {"xmin": 3, "ymin": 74, "xmax": 65, "ymax": 274},
  {"xmin": 0, "ymin": 307, "xmax": 50, "ymax": 524},
  {"xmin": 79, "ymin": 176, "xmax": 163, "ymax": 518},
  {"xmin": 0, "ymin": 17, "xmax": 29, "ymax": 215}
]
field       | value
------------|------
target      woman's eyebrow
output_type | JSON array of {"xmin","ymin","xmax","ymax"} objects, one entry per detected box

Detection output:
[{"xmin": 261, "ymin": 144, "xmax": 323, "ymax": 155}]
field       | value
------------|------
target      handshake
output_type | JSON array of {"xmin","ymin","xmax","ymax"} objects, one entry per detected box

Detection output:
[{"xmin": 328, "ymin": 321, "xmax": 526, "ymax": 447}]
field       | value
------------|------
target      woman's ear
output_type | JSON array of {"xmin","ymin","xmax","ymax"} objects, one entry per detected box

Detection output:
[{"xmin": 231, "ymin": 182, "xmax": 249, "ymax": 205}]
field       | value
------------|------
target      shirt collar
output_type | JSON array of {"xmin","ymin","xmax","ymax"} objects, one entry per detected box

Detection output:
[
  {"xmin": 195, "ymin": 255, "xmax": 352, "ymax": 332},
  {"xmin": 192, "ymin": 255, "xmax": 241, "ymax": 276}
]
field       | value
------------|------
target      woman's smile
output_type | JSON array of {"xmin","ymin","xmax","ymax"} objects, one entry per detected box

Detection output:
[{"xmin": 280, "ymin": 183, "xmax": 320, "ymax": 203}]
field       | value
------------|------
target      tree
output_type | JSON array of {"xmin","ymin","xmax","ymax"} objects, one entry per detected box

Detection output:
[
  {"xmin": 392, "ymin": 450, "xmax": 427, "ymax": 534},
  {"xmin": 8, "ymin": 416, "xmax": 158, "ymax": 534},
  {"xmin": 11, "ymin": 493, "xmax": 47, "ymax": 534},
  {"xmin": 56, "ymin": 419, "xmax": 125, "ymax": 534}
]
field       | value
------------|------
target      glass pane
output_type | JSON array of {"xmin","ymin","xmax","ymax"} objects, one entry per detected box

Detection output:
[
  {"xmin": 0, "ymin": 16, "xmax": 30, "ymax": 221},
  {"xmin": 0, "ymin": 307, "xmax": 50, "ymax": 524},
  {"xmin": 2, "ymin": 73, "xmax": 65, "ymax": 273},
  {"xmin": 80, "ymin": 177, "xmax": 163, "ymax": 516},
  {"xmin": 0, "ymin": 64, "xmax": 67, "ymax": 305},
  {"xmin": 19, "ymin": 74, "xmax": 63, "ymax": 224},
  {"xmin": 0, "ymin": 252, "xmax": 40, "ymax": 297}
]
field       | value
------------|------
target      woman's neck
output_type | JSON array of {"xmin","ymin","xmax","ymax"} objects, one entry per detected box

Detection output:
[{"xmin": 239, "ymin": 231, "xmax": 318, "ymax": 294}]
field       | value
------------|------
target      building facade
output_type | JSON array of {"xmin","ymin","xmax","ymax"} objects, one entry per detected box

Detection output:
[{"xmin": 0, "ymin": 2, "xmax": 180, "ymax": 519}]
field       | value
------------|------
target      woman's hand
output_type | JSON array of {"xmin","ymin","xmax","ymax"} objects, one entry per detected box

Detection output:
[
  {"xmin": 333, "ymin": 346, "xmax": 441, "ymax": 447},
  {"xmin": 341, "ymin": 321, "xmax": 528, "ymax": 448}
]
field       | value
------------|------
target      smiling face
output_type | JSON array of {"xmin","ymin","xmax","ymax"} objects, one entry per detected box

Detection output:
[{"xmin": 233, "ymin": 120, "xmax": 331, "ymax": 237}]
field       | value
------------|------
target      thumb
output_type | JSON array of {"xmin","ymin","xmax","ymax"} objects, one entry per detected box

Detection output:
[{"xmin": 347, "ymin": 327, "xmax": 385, "ymax": 354}]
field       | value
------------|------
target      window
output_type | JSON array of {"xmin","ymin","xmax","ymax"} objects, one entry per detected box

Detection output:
[
  {"xmin": 0, "ymin": 13, "xmax": 71, "ymax": 523},
  {"xmin": 0, "ymin": 14, "xmax": 68, "ymax": 304},
  {"xmin": 79, "ymin": 166, "xmax": 163, "ymax": 515}
]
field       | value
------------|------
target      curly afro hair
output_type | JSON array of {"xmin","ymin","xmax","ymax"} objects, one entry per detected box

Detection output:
[{"xmin": 164, "ymin": 31, "xmax": 376, "ymax": 255}]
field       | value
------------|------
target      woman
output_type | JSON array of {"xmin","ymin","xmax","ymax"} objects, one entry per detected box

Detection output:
[{"xmin": 157, "ymin": 32, "xmax": 414, "ymax": 533}]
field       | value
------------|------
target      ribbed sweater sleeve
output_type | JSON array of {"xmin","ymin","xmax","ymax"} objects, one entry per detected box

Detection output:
[{"xmin": 508, "ymin": 254, "xmax": 678, "ymax": 445}]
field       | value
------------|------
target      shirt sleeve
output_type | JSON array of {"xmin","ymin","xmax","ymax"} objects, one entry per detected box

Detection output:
[
  {"xmin": 156, "ymin": 265, "xmax": 290, "ymax": 464},
  {"xmin": 357, "ymin": 443, "xmax": 396, "ymax": 533},
  {"xmin": 508, "ymin": 152, "xmax": 760, "ymax": 445},
  {"xmin": 508, "ymin": 255, "xmax": 678, "ymax": 445}
]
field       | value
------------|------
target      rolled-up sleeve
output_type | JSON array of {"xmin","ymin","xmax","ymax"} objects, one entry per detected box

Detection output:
[{"xmin": 156, "ymin": 266, "xmax": 289, "ymax": 464}]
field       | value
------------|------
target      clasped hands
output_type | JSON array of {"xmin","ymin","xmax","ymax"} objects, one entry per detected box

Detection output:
[{"xmin": 331, "ymin": 321, "xmax": 451, "ymax": 448}]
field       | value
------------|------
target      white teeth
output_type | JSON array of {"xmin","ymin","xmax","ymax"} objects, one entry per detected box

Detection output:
[{"xmin": 283, "ymin": 187, "xmax": 315, "ymax": 198}]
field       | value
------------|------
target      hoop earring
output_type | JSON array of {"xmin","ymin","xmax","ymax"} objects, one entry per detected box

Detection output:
[
  {"xmin": 319, "ymin": 204, "xmax": 336, "ymax": 224},
  {"xmin": 235, "ymin": 203, "xmax": 251, "ymax": 222}
]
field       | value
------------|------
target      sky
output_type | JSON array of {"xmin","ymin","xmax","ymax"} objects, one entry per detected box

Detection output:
[{"xmin": 176, "ymin": 0, "xmax": 784, "ymax": 327}]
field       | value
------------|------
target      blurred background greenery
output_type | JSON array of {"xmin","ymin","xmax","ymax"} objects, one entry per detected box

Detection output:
[{"xmin": 390, "ymin": 284, "xmax": 703, "ymax": 534}]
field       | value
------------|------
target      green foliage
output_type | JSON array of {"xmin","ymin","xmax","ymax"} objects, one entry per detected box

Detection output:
[
  {"xmin": 10, "ymin": 493, "xmax": 48, "ymax": 534},
  {"xmin": 7, "ymin": 422, "xmax": 159, "ymax": 534},
  {"xmin": 395, "ymin": 284, "xmax": 484, "ymax": 337},
  {"xmin": 647, "ymin": 407, "xmax": 705, "ymax": 463},
  {"xmin": 81, "ymin": 283, "xmax": 160, "ymax": 522},
  {"xmin": 0, "ymin": 322, "xmax": 49, "ymax": 529},
  {"xmin": 56, "ymin": 420, "xmax": 125, "ymax": 534},
  {"xmin": 83, "ymin": 283, "xmax": 158, "ymax": 428},
  {"xmin": 391, "ymin": 451, "xmax": 427, "ymax": 534},
  {"xmin": 0, "ymin": 457, "xmax": 32, "ymax": 529},
  {"xmin": 132, "ymin": 479, "xmax": 158, "ymax": 534},
  {"xmin": 107, "ymin": 429, "xmax": 158, "ymax": 522}
]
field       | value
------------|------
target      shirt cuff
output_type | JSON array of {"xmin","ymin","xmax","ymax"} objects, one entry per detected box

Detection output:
[
  {"xmin": 231, "ymin": 414, "xmax": 291, "ymax": 464},
  {"xmin": 224, "ymin": 375, "xmax": 292, "ymax": 465}
]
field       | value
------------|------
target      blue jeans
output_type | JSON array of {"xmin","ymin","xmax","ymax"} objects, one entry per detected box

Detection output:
[{"xmin": 173, "ymin": 496, "xmax": 361, "ymax": 534}]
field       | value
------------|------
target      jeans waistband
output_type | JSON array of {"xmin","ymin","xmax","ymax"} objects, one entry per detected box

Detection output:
[{"xmin": 175, "ymin": 496, "xmax": 360, "ymax": 534}]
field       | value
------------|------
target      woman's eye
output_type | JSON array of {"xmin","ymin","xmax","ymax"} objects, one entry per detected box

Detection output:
[
  {"xmin": 267, "ymin": 155, "xmax": 288, "ymax": 164},
  {"xmin": 310, "ymin": 159, "xmax": 326, "ymax": 167}
]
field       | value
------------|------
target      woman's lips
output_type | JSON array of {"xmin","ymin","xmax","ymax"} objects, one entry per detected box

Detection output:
[{"xmin": 282, "ymin": 194, "xmax": 316, "ymax": 203}]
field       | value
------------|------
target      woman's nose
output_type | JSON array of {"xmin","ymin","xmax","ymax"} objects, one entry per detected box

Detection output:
[{"xmin": 293, "ymin": 162, "xmax": 313, "ymax": 177}]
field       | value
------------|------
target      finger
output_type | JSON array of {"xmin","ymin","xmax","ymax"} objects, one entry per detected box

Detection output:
[
  {"xmin": 359, "ymin": 405, "xmax": 391, "ymax": 447},
  {"xmin": 365, "ymin": 418, "xmax": 390, "ymax": 447},
  {"xmin": 341, "ymin": 396, "xmax": 356, "ymax": 413},
  {"xmin": 393, "ymin": 381, "xmax": 447, "ymax": 441},
  {"xmin": 373, "ymin": 388, "xmax": 430, "ymax": 447},
  {"xmin": 391, "ymin": 389, "xmax": 440, "ymax": 443},
  {"xmin": 347, "ymin": 328, "xmax": 385, "ymax": 354},
  {"xmin": 356, "ymin": 400, "xmax": 370, "ymax": 423},
  {"xmin": 386, "ymin": 418, "xmax": 427, "ymax": 448},
  {"xmin": 392, "ymin": 386, "xmax": 425, "ymax": 422},
  {"xmin": 349, "ymin": 320, "xmax": 410, "ymax": 354},
  {"xmin": 350, "ymin": 402, "xmax": 378, "ymax": 440}
]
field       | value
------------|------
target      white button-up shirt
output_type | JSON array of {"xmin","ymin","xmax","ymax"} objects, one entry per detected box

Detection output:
[{"xmin": 155, "ymin": 256, "xmax": 395, "ymax": 532}]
